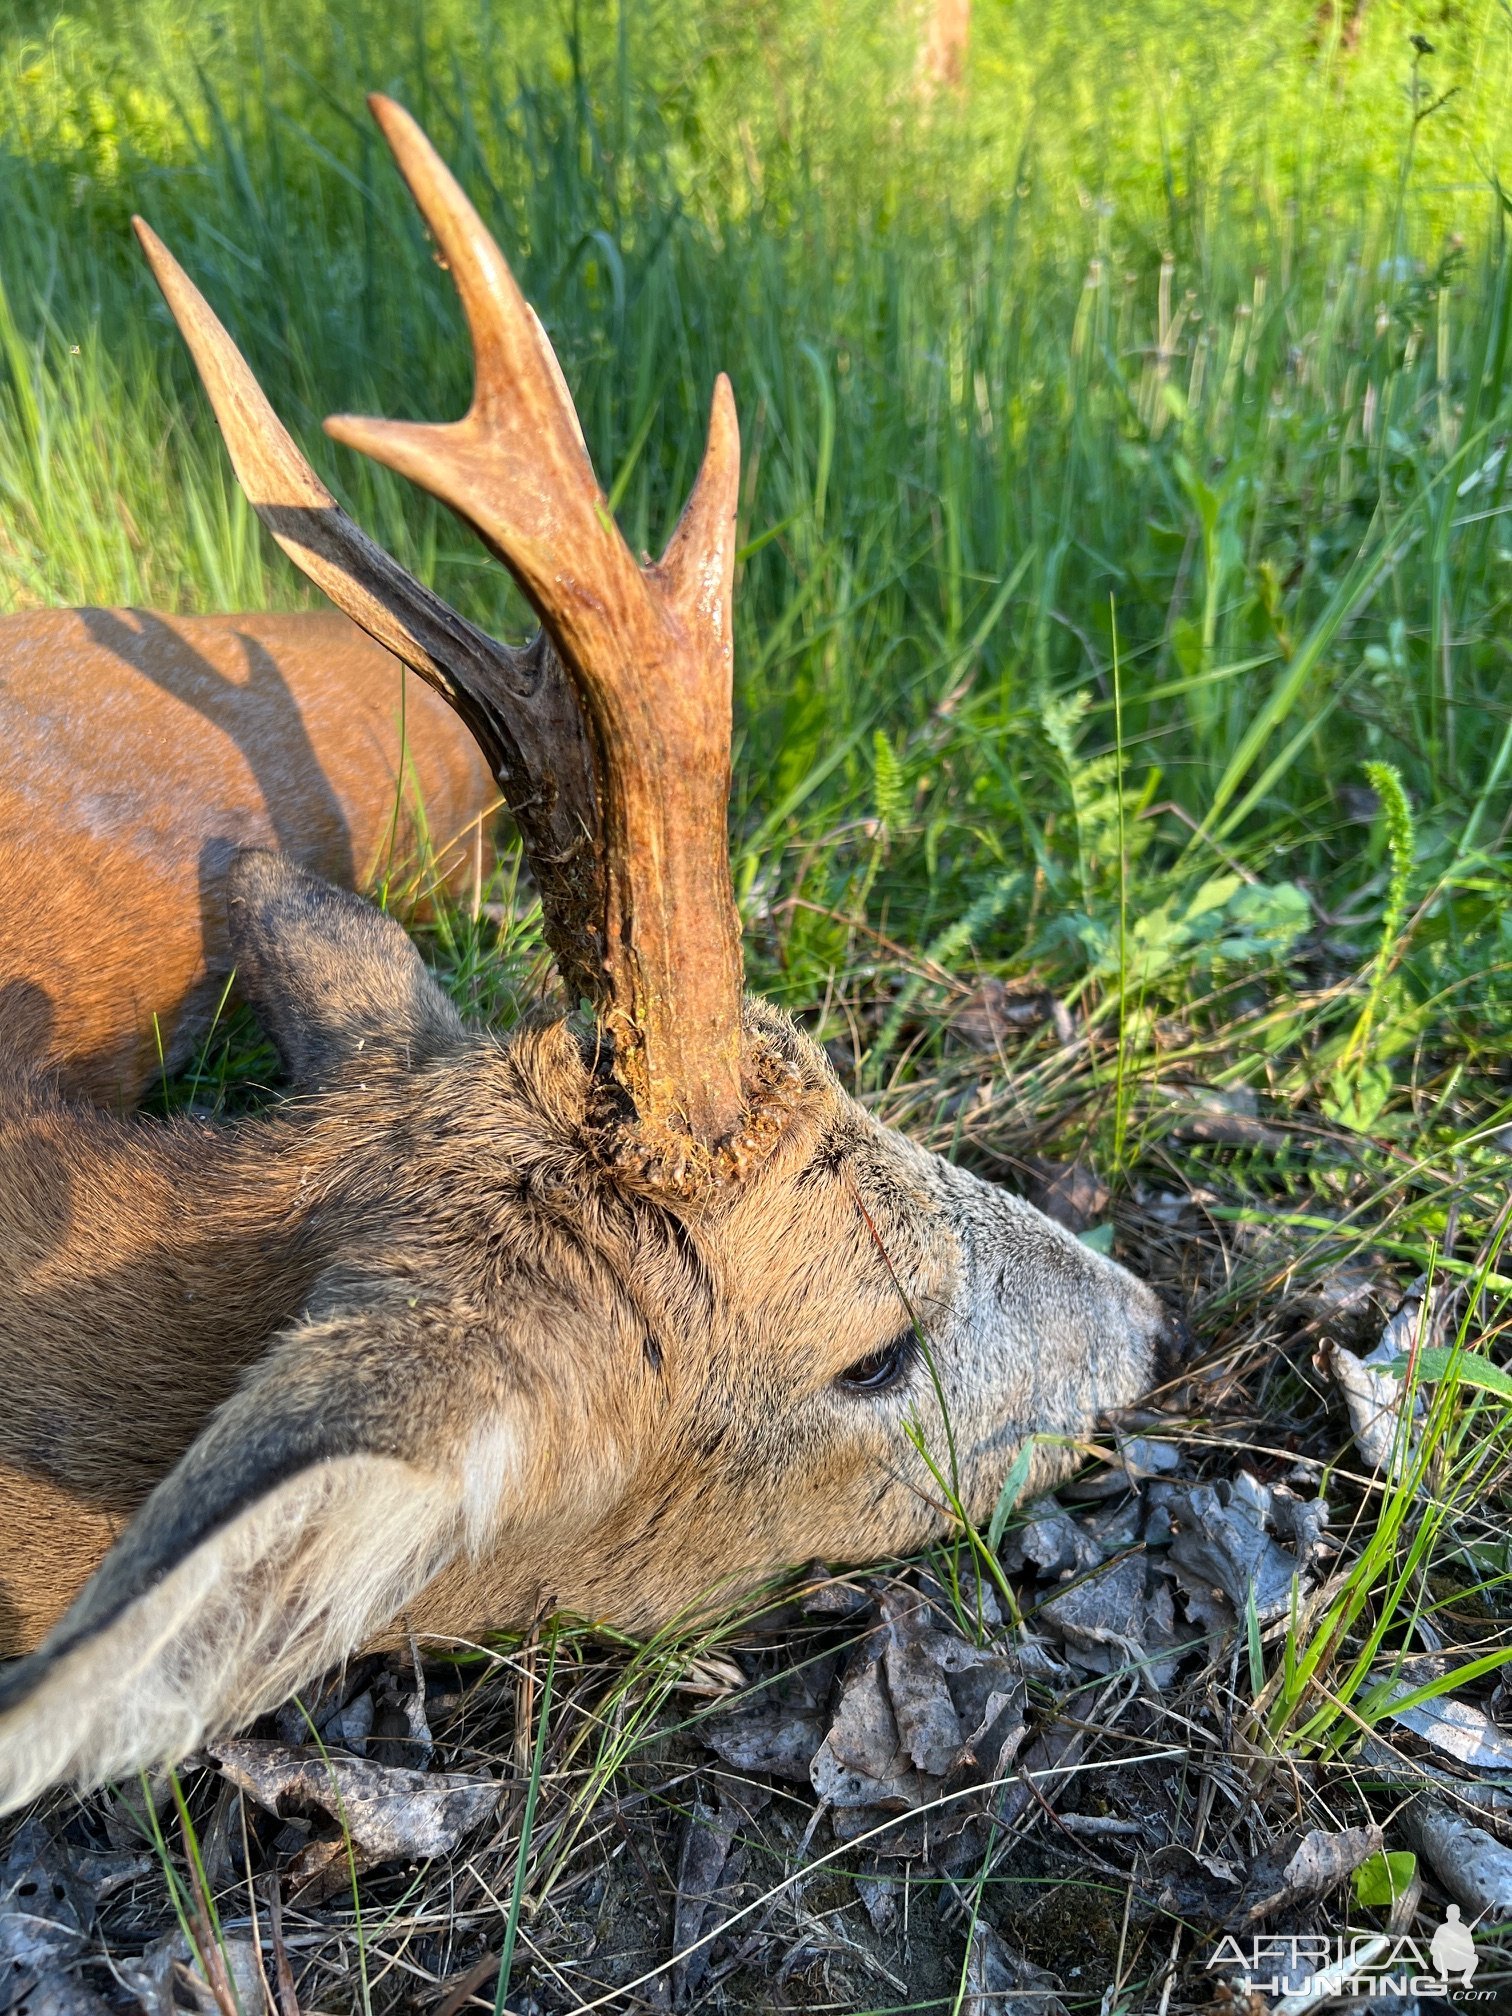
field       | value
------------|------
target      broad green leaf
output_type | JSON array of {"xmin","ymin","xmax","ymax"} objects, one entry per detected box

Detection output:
[
  {"xmin": 1382, "ymin": 1347, "xmax": 1512, "ymax": 1402},
  {"xmin": 1323, "ymin": 1060, "xmax": 1393, "ymax": 1132},
  {"xmin": 1210, "ymin": 880, "xmax": 1311, "ymax": 962},
  {"xmin": 1353, "ymin": 1850, "xmax": 1417, "ymax": 1909}
]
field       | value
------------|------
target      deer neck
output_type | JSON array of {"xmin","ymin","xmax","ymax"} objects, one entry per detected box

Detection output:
[{"xmin": 0, "ymin": 1090, "xmax": 324, "ymax": 1499}]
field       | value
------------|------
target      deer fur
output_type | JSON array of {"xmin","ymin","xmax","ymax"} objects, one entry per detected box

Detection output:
[
  {"xmin": 0, "ymin": 98, "xmax": 1179, "ymax": 1811},
  {"xmin": 0, "ymin": 853, "xmax": 1173, "ymax": 1809},
  {"xmin": 0, "ymin": 605, "xmax": 496, "ymax": 1102}
]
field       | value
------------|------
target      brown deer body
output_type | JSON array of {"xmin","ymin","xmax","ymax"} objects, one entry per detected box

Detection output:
[
  {"xmin": 0, "ymin": 864, "xmax": 1172, "ymax": 1802},
  {"xmin": 0, "ymin": 606, "xmax": 496, "ymax": 1102},
  {"xmin": 0, "ymin": 99, "xmax": 1179, "ymax": 1812}
]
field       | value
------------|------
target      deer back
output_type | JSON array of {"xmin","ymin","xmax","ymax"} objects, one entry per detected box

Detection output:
[{"xmin": 0, "ymin": 606, "xmax": 496, "ymax": 1102}]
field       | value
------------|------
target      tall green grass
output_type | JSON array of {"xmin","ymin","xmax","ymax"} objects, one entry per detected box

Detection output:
[{"xmin": 2, "ymin": 0, "xmax": 1511, "ymax": 1111}]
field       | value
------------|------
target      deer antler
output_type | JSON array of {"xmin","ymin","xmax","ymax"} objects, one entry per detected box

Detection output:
[
  {"xmin": 132, "ymin": 220, "xmax": 606, "ymax": 1010},
  {"xmin": 135, "ymin": 97, "xmax": 749, "ymax": 1156},
  {"xmin": 326, "ymin": 96, "xmax": 744, "ymax": 1148}
]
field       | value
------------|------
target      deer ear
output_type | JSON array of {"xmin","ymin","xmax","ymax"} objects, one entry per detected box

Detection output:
[
  {"xmin": 228, "ymin": 849, "xmax": 465, "ymax": 1085},
  {"xmin": 0, "ymin": 1291, "xmax": 522, "ymax": 1813}
]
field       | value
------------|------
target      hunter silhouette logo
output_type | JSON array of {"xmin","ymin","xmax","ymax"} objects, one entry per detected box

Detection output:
[{"xmin": 1429, "ymin": 1904, "xmax": 1477, "ymax": 1986}]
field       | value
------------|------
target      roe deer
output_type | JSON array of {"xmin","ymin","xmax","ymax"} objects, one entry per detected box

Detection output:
[
  {"xmin": 0, "ymin": 608, "xmax": 498, "ymax": 1105},
  {"xmin": 0, "ymin": 96, "xmax": 1179, "ymax": 1812}
]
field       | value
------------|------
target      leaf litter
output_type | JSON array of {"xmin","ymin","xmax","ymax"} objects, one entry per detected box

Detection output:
[{"xmin": 209, "ymin": 1736, "xmax": 500, "ymax": 1867}]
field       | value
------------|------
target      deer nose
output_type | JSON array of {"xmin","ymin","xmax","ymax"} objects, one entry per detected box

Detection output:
[{"xmin": 1151, "ymin": 1301, "xmax": 1196, "ymax": 1380}]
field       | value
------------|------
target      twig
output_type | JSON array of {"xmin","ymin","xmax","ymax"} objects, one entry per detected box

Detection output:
[{"xmin": 263, "ymin": 1873, "xmax": 302, "ymax": 2016}]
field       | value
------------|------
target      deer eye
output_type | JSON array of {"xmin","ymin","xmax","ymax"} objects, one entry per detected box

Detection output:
[{"xmin": 836, "ymin": 1330, "xmax": 917, "ymax": 1394}]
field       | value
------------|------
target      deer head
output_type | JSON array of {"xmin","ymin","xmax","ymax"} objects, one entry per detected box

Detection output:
[{"xmin": 0, "ymin": 99, "xmax": 1178, "ymax": 1811}]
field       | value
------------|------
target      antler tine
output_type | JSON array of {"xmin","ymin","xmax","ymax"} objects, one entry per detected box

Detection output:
[
  {"xmin": 325, "ymin": 95, "xmax": 612, "ymax": 613},
  {"xmin": 656, "ymin": 372, "xmax": 741, "ymax": 647},
  {"xmin": 133, "ymin": 217, "xmax": 607, "ymax": 1007},
  {"xmin": 328, "ymin": 97, "xmax": 747, "ymax": 1155},
  {"xmin": 134, "ymin": 217, "xmax": 508, "ymax": 699}
]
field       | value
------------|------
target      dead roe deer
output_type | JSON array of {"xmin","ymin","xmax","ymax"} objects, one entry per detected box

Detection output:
[
  {"xmin": 0, "ymin": 97, "xmax": 1179, "ymax": 1811},
  {"xmin": 0, "ymin": 610, "xmax": 498, "ymax": 1104}
]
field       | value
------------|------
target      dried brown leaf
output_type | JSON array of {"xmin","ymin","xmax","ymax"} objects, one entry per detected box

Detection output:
[
  {"xmin": 210, "ymin": 1737, "xmax": 498, "ymax": 1865},
  {"xmin": 670, "ymin": 1797, "xmax": 736, "ymax": 2002},
  {"xmin": 0, "ymin": 1822, "xmax": 94, "ymax": 2013},
  {"xmin": 1242, "ymin": 1825, "xmax": 1382, "ymax": 1923},
  {"xmin": 700, "ymin": 1656, "xmax": 838, "ymax": 1784},
  {"xmin": 1040, "ymin": 1553, "xmax": 1185, "ymax": 1688}
]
